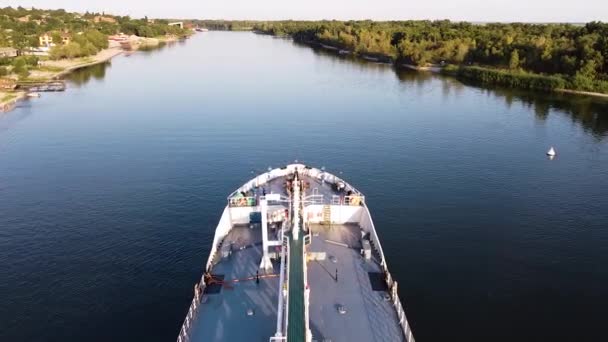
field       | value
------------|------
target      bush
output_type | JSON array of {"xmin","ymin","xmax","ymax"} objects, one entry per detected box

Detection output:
[
  {"xmin": 17, "ymin": 55, "xmax": 39, "ymax": 66},
  {"xmin": 0, "ymin": 66, "xmax": 8, "ymax": 76},
  {"xmin": 49, "ymin": 42, "xmax": 88, "ymax": 60},
  {"xmin": 49, "ymin": 45, "xmax": 66, "ymax": 60},
  {"xmin": 452, "ymin": 66, "xmax": 566, "ymax": 91},
  {"xmin": 81, "ymin": 42, "xmax": 98, "ymax": 56},
  {"xmin": 48, "ymin": 30, "xmax": 107, "ymax": 60},
  {"xmin": 64, "ymin": 42, "xmax": 83, "ymax": 59},
  {"xmin": 84, "ymin": 29, "xmax": 108, "ymax": 50},
  {"xmin": 12, "ymin": 58, "xmax": 27, "ymax": 74}
]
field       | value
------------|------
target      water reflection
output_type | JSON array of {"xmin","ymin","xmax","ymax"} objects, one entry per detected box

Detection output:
[
  {"xmin": 63, "ymin": 37, "xmax": 608, "ymax": 139},
  {"xmin": 65, "ymin": 62, "xmax": 110, "ymax": 87},
  {"xmin": 64, "ymin": 43, "xmax": 170, "ymax": 87},
  {"xmin": 138, "ymin": 42, "xmax": 171, "ymax": 54},
  {"xmin": 468, "ymin": 83, "xmax": 608, "ymax": 139},
  {"xmin": 294, "ymin": 40, "xmax": 608, "ymax": 139}
]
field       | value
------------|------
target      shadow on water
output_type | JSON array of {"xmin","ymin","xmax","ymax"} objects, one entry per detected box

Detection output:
[
  {"xmin": 137, "ymin": 41, "xmax": 173, "ymax": 54},
  {"xmin": 63, "ymin": 42, "xmax": 178, "ymax": 88},
  {"xmin": 64, "ymin": 62, "xmax": 110, "ymax": 87},
  {"xmin": 453, "ymin": 79, "xmax": 608, "ymax": 139},
  {"xmin": 295, "ymin": 38, "xmax": 608, "ymax": 139}
]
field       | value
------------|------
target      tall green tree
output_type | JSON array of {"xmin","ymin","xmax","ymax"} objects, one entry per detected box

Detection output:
[{"xmin": 509, "ymin": 50, "xmax": 520, "ymax": 70}]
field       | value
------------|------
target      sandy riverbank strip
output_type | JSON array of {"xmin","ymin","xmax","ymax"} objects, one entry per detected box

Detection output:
[
  {"xmin": 41, "ymin": 47, "xmax": 124, "ymax": 79},
  {"xmin": 555, "ymin": 88, "xmax": 608, "ymax": 98},
  {"xmin": 0, "ymin": 91, "xmax": 26, "ymax": 113},
  {"xmin": 401, "ymin": 64, "xmax": 443, "ymax": 73}
]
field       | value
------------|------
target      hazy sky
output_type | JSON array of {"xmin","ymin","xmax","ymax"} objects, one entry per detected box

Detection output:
[{"xmin": 4, "ymin": 0, "xmax": 608, "ymax": 22}]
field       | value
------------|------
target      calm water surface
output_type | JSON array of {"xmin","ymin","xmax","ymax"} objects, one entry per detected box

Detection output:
[{"xmin": 1, "ymin": 32, "xmax": 607, "ymax": 342}]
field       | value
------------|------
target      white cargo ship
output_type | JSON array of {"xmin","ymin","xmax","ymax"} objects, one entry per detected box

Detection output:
[{"xmin": 177, "ymin": 164, "xmax": 415, "ymax": 342}]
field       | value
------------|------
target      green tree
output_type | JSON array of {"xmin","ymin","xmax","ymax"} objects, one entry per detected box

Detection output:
[
  {"xmin": 509, "ymin": 50, "xmax": 520, "ymax": 70},
  {"xmin": 11, "ymin": 31, "xmax": 28, "ymax": 51},
  {"xmin": 52, "ymin": 32, "xmax": 63, "ymax": 45},
  {"xmin": 49, "ymin": 45, "xmax": 66, "ymax": 60},
  {"xmin": 64, "ymin": 42, "xmax": 82, "ymax": 58},
  {"xmin": 12, "ymin": 57, "xmax": 28, "ymax": 76},
  {"xmin": 84, "ymin": 29, "xmax": 108, "ymax": 49}
]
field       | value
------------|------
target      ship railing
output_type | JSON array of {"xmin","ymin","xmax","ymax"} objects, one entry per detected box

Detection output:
[
  {"xmin": 359, "ymin": 205, "xmax": 415, "ymax": 342},
  {"xmin": 329, "ymin": 195, "xmax": 365, "ymax": 206},
  {"xmin": 177, "ymin": 281, "xmax": 205, "ymax": 342},
  {"xmin": 263, "ymin": 194, "xmax": 291, "ymax": 206},
  {"xmin": 177, "ymin": 208, "xmax": 233, "ymax": 342},
  {"xmin": 344, "ymin": 195, "xmax": 365, "ymax": 206},
  {"xmin": 302, "ymin": 194, "xmax": 324, "ymax": 205},
  {"xmin": 284, "ymin": 236, "xmax": 291, "ymax": 338},
  {"xmin": 389, "ymin": 279, "xmax": 415, "ymax": 342},
  {"xmin": 228, "ymin": 196, "xmax": 257, "ymax": 207},
  {"xmin": 303, "ymin": 224, "xmax": 312, "ymax": 342},
  {"xmin": 274, "ymin": 234, "xmax": 290, "ymax": 341}
]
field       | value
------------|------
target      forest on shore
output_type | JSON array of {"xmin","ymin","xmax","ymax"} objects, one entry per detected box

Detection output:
[{"xmin": 199, "ymin": 20, "xmax": 608, "ymax": 94}]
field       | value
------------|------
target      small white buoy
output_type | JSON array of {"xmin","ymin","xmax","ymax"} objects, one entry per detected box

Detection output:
[{"xmin": 546, "ymin": 147, "xmax": 556, "ymax": 157}]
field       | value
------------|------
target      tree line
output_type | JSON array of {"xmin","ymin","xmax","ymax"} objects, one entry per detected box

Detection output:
[{"xmin": 199, "ymin": 20, "xmax": 608, "ymax": 94}]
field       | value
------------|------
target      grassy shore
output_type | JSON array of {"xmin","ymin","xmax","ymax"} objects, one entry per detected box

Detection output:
[
  {"xmin": 442, "ymin": 65, "xmax": 608, "ymax": 98},
  {"xmin": 0, "ymin": 91, "xmax": 26, "ymax": 112},
  {"xmin": 34, "ymin": 47, "xmax": 123, "ymax": 80},
  {"xmin": 1, "ymin": 47, "xmax": 123, "ymax": 113}
]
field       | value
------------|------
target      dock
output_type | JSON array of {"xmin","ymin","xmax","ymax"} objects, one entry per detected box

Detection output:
[{"xmin": 17, "ymin": 80, "xmax": 66, "ymax": 92}]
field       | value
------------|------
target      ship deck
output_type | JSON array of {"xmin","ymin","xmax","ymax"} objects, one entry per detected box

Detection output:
[
  {"xmin": 189, "ymin": 226, "xmax": 280, "ymax": 342},
  {"xmin": 260, "ymin": 171, "xmax": 347, "ymax": 203},
  {"xmin": 186, "ymin": 169, "xmax": 406, "ymax": 342},
  {"xmin": 307, "ymin": 223, "xmax": 405, "ymax": 342}
]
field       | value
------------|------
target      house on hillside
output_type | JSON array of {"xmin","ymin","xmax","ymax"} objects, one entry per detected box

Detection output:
[
  {"xmin": 61, "ymin": 33, "xmax": 71, "ymax": 45},
  {"xmin": 0, "ymin": 47, "xmax": 18, "ymax": 58},
  {"xmin": 39, "ymin": 33, "xmax": 53, "ymax": 47},
  {"xmin": 17, "ymin": 15, "xmax": 30, "ymax": 23},
  {"xmin": 39, "ymin": 32, "xmax": 71, "ymax": 47}
]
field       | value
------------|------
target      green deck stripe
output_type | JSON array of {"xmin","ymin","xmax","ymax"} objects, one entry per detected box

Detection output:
[{"xmin": 287, "ymin": 232, "xmax": 305, "ymax": 342}]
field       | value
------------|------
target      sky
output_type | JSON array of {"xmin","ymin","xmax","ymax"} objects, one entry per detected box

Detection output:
[{"xmin": 4, "ymin": 0, "xmax": 608, "ymax": 22}]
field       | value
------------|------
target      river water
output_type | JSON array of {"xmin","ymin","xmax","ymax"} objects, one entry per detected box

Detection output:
[{"xmin": 1, "ymin": 32, "xmax": 607, "ymax": 342}]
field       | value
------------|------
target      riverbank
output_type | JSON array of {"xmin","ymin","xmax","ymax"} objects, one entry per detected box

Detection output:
[
  {"xmin": 0, "ymin": 91, "xmax": 26, "ymax": 112},
  {"xmin": 0, "ymin": 47, "xmax": 122, "ymax": 113},
  {"xmin": 38, "ymin": 47, "xmax": 123, "ymax": 79},
  {"xmin": 288, "ymin": 35, "xmax": 608, "ymax": 99}
]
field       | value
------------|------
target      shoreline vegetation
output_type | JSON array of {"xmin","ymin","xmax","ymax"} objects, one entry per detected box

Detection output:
[
  {"xmin": 201, "ymin": 20, "xmax": 608, "ymax": 98},
  {"xmin": 0, "ymin": 37, "xmax": 183, "ymax": 112},
  {"xmin": 1, "ymin": 6, "xmax": 193, "ymax": 113}
]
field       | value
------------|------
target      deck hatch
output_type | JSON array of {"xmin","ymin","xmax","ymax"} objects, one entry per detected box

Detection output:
[{"xmin": 367, "ymin": 272, "xmax": 389, "ymax": 292}]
